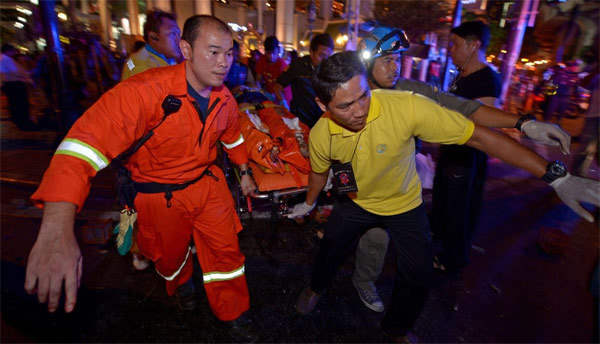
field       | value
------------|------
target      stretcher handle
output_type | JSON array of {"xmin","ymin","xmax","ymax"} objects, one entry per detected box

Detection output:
[{"xmin": 246, "ymin": 195, "xmax": 253, "ymax": 212}]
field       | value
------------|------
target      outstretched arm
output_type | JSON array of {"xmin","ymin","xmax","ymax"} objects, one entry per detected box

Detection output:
[
  {"xmin": 470, "ymin": 106, "xmax": 571, "ymax": 154},
  {"xmin": 395, "ymin": 79, "xmax": 571, "ymax": 153},
  {"xmin": 24, "ymin": 201, "xmax": 81, "ymax": 313},
  {"xmin": 466, "ymin": 125, "xmax": 598, "ymax": 221}
]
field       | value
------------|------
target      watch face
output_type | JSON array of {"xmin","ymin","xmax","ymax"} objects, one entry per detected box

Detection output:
[{"xmin": 549, "ymin": 161, "xmax": 567, "ymax": 177}]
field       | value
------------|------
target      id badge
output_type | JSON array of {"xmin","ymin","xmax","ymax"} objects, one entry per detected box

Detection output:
[{"xmin": 331, "ymin": 162, "xmax": 358, "ymax": 194}]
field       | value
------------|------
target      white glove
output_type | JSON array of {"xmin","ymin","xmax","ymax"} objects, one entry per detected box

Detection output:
[
  {"xmin": 286, "ymin": 201, "xmax": 316, "ymax": 218},
  {"xmin": 521, "ymin": 120, "xmax": 571, "ymax": 154},
  {"xmin": 550, "ymin": 173, "xmax": 600, "ymax": 222}
]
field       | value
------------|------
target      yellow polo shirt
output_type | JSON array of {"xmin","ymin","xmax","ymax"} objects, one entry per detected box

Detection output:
[
  {"xmin": 121, "ymin": 47, "xmax": 172, "ymax": 81},
  {"xmin": 309, "ymin": 89, "xmax": 475, "ymax": 215}
]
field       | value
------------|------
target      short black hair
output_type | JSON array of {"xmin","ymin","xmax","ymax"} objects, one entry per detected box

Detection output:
[
  {"xmin": 264, "ymin": 36, "xmax": 279, "ymax": 52},
  {"xmin": 450, "ymin": 20, "xmax": 490, "ymax": 51},
  {"xmin": 133, "ymin": 40, "xmax": 146, "ymax": 53},
  {"xmin": 182, "ymin": 15, "xmax": 231, "ymax": 47},
  {"xmin": 232, "ymin": 40, "xmax": 240, "ymax": 50},
  {"xmin": 310, "ymin": 33, "xmax": 334, "ymax": 52},
  {"xmin": 143, "ymin": 10, "xmax": 177, "ymax": 42},
  {"xmin": 311, "ymin": 51, "xmax": 366, "ymax": 105}
]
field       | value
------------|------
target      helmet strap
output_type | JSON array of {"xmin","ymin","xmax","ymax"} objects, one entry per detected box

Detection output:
[{"xmin": 367, "ymin": 61, "xmax": 386, "ymax": 89}]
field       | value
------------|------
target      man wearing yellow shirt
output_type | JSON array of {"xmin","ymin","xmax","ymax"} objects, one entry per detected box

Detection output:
[
  {"xmin": 291, "ymin": 51, "xmax": 599, "ymax": 342},
  {"xmin": 121, "ymin": 10, "xmax": 181, "ymax": 81}
]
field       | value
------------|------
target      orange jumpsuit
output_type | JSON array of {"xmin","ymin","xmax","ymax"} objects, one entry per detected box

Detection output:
[{"xmin": 31, "ymin": 63, "xmax": 250, "ymax": 321}]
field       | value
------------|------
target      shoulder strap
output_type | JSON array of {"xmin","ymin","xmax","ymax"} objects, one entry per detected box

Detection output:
[{"xmin": 115, "ymin": 95, "xmax": 182, "ymax": 163}]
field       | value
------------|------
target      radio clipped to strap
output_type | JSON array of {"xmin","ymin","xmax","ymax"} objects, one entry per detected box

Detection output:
[{"xmin": 113, "ymin": 95, "xmax": 183, "ymax": 211}]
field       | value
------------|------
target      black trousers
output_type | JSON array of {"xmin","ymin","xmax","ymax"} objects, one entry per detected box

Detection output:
[
  {"xmin": 310, "ymin": 198, "xmax": 432, "ymax": 336},
  {"xmin": 431, "ymin": 145, "xmax": 488, "ymax": 270},
  {"xmin": 2, "ymin": 81, "xmax": 32, "ymax": 130}
]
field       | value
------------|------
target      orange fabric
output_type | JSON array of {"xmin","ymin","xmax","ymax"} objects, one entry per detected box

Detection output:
[
  {"xmin": 238, "ymin": 111, "xmax": 286, "ymax": 174},
  {"xmin": 30, "ymin": 63, "xmax": 251, "ymax": 321},
  {"xmin": 135, "ymin": 166, "xmax": 249, "ymax": 321},
  {"xmin": 31, "ymin": 62, "xmax": 248, "ymax": 211},
  {"xmin": 256, "ymin": 103, "xmax": 311, "ymax": 174},
  {"xmin": 249, "ymin": 161, "xmax": 308, "ymax": 191}
]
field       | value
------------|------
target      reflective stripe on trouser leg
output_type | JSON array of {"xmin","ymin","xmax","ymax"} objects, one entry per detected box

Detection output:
[
  {"xmin": 156, "ymin": 246, "xmax": 191, "ymax": 281},
  {"xmin": 191, "ymin": 167, "xmax": 250, "ymax": 321}
]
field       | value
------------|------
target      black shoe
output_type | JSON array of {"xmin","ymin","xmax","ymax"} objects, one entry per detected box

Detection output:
[
  {"xmin": 176, "ymin": 278, "xmax": 197, "ymax": 311},
  {"xmin": 223, "ymin": 311, "xmax": 257, "ymax": 343}
]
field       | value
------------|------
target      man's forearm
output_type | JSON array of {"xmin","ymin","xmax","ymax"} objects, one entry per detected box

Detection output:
[
  {"xmin": 238, "ymin": 162, "xmax": 249, "ymax": 172},
  {"xmin": 466, "ymin": 124, "xmax": 547, "ymax": 177},
  {"xmin": 273, "ymin": 83, "xmax": 286, "ymax": 103},
  {"xmin": 40, "ymin": 201, "xmax": 77, "ymax": 237},
  {"xmin": 306, "ymin": 170, "xmax": 329, "ymax": 205},
  {"xmin": 470, "ymin": 105, "xmax": 520, "ymax": 128}
]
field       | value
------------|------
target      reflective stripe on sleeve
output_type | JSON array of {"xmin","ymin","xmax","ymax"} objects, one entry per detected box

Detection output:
[
  {"xmin": 203, "ymin": 265, "xmax": 245, "ymax": 283},
  {"xmin": 156, "ymin": 246, "xmax": 191, "ymax": 281},
  {"xmin": 221, "ymin": 134, "xmax": 244, "ymax": 149},
  {"xmin": 55, "ymin": 138, "xmax": 110, "ymax": 172}
]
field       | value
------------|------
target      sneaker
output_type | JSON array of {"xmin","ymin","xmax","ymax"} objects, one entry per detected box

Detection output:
[
  {"xmin": 352, "ymin": 279, "xmax": 384, "ymax": 312},
  {"xmin": 223, "ymin": 311, "xmax": 257, "ymax": 343},
  {"xmin": 295, "ymin": 287, "xmax": 320, "ymax": 315},
  {"xmin": 132, "ymin": 253, "xmax": 150, "ymax": 271},
  {"xmin": 175, "ymin": 278, "xmax": 197, "ymax": 311}
]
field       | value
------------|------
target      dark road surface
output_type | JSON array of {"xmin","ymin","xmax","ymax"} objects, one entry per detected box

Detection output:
[{"xmin": 1, "ymin": 116, "xmax": 598, "ymax": 343}]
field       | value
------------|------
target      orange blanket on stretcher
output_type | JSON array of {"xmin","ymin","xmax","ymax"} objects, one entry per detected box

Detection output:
[{"xmin": 238, "ymin": 102, "xmax": 310, "ymax": 189}]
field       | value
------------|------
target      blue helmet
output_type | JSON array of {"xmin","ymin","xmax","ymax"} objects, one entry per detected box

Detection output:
[{"xmin": 358, "ymin": 26, "xmax": 410, "ymax": 62}]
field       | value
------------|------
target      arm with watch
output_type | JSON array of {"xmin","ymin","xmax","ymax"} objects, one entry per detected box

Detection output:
[
  {"xmin": 288, "ymin": 123, "xmax": 598, "ymax": 222},
  {"xmin": 466, "ymin": 124, "xmax": 598, "ymax": 222},
  {"xmin": 238, "ymin": 164, "xmax": 258, "ymax": 196}
]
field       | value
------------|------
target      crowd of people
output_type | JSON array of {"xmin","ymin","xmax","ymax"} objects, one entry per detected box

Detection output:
[{"xmin": 2, "ymin": 9, "xmax": 596, "ymax": 343}]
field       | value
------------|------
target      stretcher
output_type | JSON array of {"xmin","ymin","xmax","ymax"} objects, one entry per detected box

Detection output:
[
  {"xmin": 225, "ymin": 159, "xmax": 308, "ymax": 222},
  {"xmin": 226, "ymin": 88, "xmax": 311, "ymax": 223}
]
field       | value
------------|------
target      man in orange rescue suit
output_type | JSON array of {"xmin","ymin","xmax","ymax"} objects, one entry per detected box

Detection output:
[{"xmin": 24, "ymin": 15, "xmax": 257, "ymax": 342}]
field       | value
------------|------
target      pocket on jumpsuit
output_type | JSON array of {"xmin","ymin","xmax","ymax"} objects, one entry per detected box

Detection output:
[
  {"xmin": 134, "ymin": 194, "xmax": 163, "ymax": 262},
  {"xmin": 150, "ymin": 126, "xmax": 190, "ymax": 159}
]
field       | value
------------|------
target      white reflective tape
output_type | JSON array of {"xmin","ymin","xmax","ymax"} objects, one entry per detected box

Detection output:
[
  {"xmin": 221, "ymin": 134, "xmax": 244, "ymax": 149},
  {"xmin": 55, "ymin": 138, "xmax": 109, "ymax": 172},
  {"xmin": 203, "ymin": 265, "xmax": 245, "ymax": 283},
  {"xmin": 156, "ymin": 246, "xmax": 191, "ymax": 281},
  {"xmin": 127, "ymin": 59, "xmax": 135, "ymax": 71}
]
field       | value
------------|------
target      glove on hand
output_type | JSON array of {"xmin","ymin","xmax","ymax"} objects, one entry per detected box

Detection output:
[
  {"xmin": 286, "ymin": 201, "xmax": 316, "ymax": 218},
  {"xmin": 521, "ymin": 120, "xmax": 571, "ymax": 154},
  {"xmin": 550, "ymin": 173, "xmax": 600, "ymax": 222}
]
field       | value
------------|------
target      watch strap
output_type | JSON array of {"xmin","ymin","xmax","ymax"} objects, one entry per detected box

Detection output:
[
  {"xmin": 515, "ymin": 114, "xmax": 536, "ymax": 131},
  {"xmin": 240, "ymin": 168, "xmax": 253, "ymax": 176}
]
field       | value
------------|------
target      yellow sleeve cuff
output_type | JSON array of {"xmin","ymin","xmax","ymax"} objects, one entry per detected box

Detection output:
[{"xmin": 455, "ymin": 120, "xmax": 475, "ymax": 145}]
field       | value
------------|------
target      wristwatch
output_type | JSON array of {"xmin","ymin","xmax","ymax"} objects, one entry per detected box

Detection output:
[
  {"xmin": 240, "ymin": 168, "xmax": 253, "ymax": 177},
  {"xmin": 541, "ymin": 160, "xmax": 567, "ymax": 183},
  {"xmin": 515, "ymin": 114, "xmax": 536, "ymax": 131}
]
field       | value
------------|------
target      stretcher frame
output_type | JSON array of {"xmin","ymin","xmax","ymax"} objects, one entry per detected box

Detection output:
[{"xmin": 223, "ymin": 156, "xmax": 307, "ymax": 223}]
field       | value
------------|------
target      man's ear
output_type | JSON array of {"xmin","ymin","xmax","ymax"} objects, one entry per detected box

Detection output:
[
  {"xmin": 315, "ymin": 97, "xmax": 327, "ymax": 112},
  {"xmin": 180, "ymin": 40, "xmax": 191, "ymax": 60}
]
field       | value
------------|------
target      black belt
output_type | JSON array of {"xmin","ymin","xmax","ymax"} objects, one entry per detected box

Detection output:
[{"xmin": 133, "ymin": 167, "xmax": 219, "ymax": 207}]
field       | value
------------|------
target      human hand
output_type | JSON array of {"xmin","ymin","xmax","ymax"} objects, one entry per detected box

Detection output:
[
  {"xmin": 550, "ymin": 173, "xmax": 600, "ymax": 222},
  {"xmin": 240, "ymin": 174, "xmax": 257, "ymax": 196},
  {"xmin": 286, "ymin": 201, "xmax": 316, "ymax": 218},
  {"xmin": 24, "ymin": 202, "xmax": 82, "ymax": 313},
  {"xmin": 521, "ymin": 120, "xmax": 571, "ymax": 154}
]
